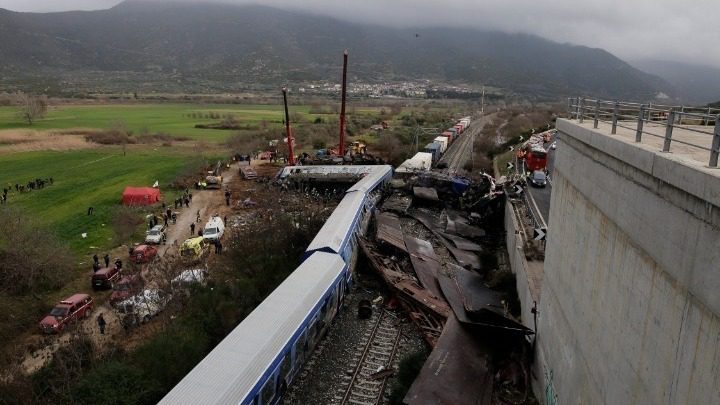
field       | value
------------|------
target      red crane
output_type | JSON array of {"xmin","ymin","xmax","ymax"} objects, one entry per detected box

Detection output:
[
  {"xmin": 282, "ymin": 86, "xmax": 295, "ymax": 165},
  {"xmin": 338, "ymin": 50, "xmax": 348, "ymax": 157}
]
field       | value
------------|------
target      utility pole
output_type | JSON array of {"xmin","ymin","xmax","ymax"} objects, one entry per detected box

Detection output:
[
  {"xmin": 414, "ymin": 127, "xmax": 442, "ymax": 153},
  {"xmin": 481, "ymin": 86, "xmax": 485, "ymax": 114},
  {"xmin": 338, "ymin": 50, "xmax": 348, "ymax": 157},
  {"xmin": 282, "ymin": 86, "xmax": 295, "ymax": 165}
]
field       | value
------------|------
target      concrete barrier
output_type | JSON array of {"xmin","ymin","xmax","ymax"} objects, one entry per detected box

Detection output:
[
  {"xmin": 504, "ymin": 199, "xmax": 546, "ymax": 400},
  {"xmin": 535, "ymin": 119, "xmax": 720, "ymax": 404}
]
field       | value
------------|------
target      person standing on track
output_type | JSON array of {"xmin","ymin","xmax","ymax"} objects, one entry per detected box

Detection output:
[
  {"xmin": 103, "ymin": 254, "xmax": 110, "ymax": 268},
  {"xmin": 190, "ymin": 222, "xmax": 195, "ymax": 236}
]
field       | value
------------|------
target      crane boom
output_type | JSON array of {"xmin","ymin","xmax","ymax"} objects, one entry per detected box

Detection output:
[
  {"xmin": 338, "ymin": 50, "xmax": 348, "ymax": 157},
  {"xmin": 282, "ymin": 86, "xmax": 295, "ymax": 165}
]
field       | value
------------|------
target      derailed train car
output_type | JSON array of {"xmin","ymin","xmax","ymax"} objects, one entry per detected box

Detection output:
[{"xmin": 160, "ymin": 165, "xmax": 393, "ymax": 405}]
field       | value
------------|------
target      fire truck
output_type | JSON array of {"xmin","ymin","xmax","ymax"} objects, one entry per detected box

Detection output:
[{"xmin": 525, "ymin": 146, "xmax": 548, "ymax": 172}]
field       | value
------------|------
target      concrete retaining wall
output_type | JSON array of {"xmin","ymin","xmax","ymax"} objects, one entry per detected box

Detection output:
[
  {"xmin": 504, "ymin": 200, "xmax": 545, "ymax": 400},
  {"xmin": 536, "ymin": 119, "xmax": 720, "ymax": 404},
  {"xmin": 505, "ymin": 201, "xmax": 536, "ymax": 331}
]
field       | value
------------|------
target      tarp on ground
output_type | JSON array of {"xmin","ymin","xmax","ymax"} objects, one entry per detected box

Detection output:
[{"xmin": 121, "ymin": 187, "xmax": 161, "ymax": 206}]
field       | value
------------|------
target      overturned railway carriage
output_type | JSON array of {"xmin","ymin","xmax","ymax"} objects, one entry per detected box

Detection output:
[
  {"xmin": 160, "ymin": 165, "xmax": 392, "ymax": 405},
  {"xmin": 159, "ymin": 252, "xmax": 348, "ymax": 405},
  {"xmin": 305, "ymin": 165, "xmax": 392, "ymax": 270}
]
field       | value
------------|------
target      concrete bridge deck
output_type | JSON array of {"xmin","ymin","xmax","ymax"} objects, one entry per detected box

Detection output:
[{"xmin": 575, "ymin": 120, "xmax": 718, "ymax": 170}]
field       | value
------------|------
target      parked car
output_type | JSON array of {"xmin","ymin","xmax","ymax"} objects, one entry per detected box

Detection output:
[
  {"xmin": 116, "ymin": 288, "xmax": 171, "ymax": 327},
  {"xmin": 130, "ymin": 244, "xmax": 158, "ymax": 264},
  {"xmin": 145, "ymin": 225, "xmax": 167, "ymax": 245},
  {"xmin": 110, "ymin": 274, "xmax": 144, "ymax": 304},
  {"xmin": 550, "ymin": 141, "xmax": 557, "ymax": 150},
  {"xmin": 180, "ymin": 237, "xmax": 209, "ymax": 258},
  {"xmin": 171, "ymin": 268, "xmax": 208, "ymax": 293},
  {"xmin": 202, "ymin": 216, "xmax": 225, "ymax": 242},
  {"xmin": 92, "ymin": 266, "xmax": 121, "ymax": 290},
  {"xmin": 531, "ymin": 170, "xmax": 548, "ymax": 188},
  {"xmin": 39, "ymin": 294, "xmax": 93, "ymax": 334}
]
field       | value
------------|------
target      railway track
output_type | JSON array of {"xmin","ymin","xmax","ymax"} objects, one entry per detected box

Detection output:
[
  {"xmin": 438, "ymin": 116, "xmax": 486, "ymax": 173},
  {"xmin": 337, "ymin": 310, "xmax": 402, "ymax": 405}
]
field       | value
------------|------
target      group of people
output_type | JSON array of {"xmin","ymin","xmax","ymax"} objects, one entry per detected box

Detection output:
[
  {"xmin": 2, "ymin": 177, "xmax": 54, "ymax": 204},
  {"xmin": 92, "ymin": 253, "xmax": 122, "ymax": 272},
  {"xmin": 173, "ymin": 189, "xmax": 193, "ymax": 209},
  {"xmin": 148, "ymin": 205, "xmax": 178, "ymax": 229}
]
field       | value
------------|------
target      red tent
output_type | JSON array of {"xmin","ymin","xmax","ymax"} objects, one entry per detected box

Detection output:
[{"xmin": 121, "ymin": 187, "xmax": 161, "ymax": 206}]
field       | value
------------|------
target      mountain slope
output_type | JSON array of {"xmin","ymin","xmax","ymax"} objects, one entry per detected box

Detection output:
[
  {"xmin": 0, "ymin": 1, "xmax": 669, "ymax": 99},
  {"xmin": 630, "ymin": 59, "xmax": 720, "ymax": 104}
]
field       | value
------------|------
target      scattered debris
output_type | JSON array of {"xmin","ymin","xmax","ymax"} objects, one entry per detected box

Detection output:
[
  {"xmin": 382, "ymin": 192, "xmax": 412, "ymax": 214},
  {"xmin": 375, "ymin": 212, "xmax": 406, "ymax": 252},
  {"xmin": 413, "ymin": 186, "xmax": 439, "ymax": 201}
]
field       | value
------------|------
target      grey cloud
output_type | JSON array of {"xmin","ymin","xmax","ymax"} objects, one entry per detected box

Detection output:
[{"xmin": 1, "ymin": 0, "xmax": 718, "ymax": 68}]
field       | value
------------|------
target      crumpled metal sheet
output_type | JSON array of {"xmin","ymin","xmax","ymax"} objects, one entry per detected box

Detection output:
[
  {"xmin": 439, "ymin": 265, "xmax": 532, "ymax": 335},
  {"xmin": 439, "ymin": 232, "xmax": 482, "ymax": 252},
  {"xmin": 375, "ymin": 212, "xmax": 406, "ymax": 252},
  {"xmin": 404, "ymin": 235, "xmax": 443, "ymax": 299},
  {"xmin": 404, "ymin": 315, "xmax": 494, "ymax": 405}
]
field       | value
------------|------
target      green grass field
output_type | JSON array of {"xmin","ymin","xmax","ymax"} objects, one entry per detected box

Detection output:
[
  {"xmin": 0, "ymin": 103, "xmax": 313, "ymax": 142},
  {"xmin": 0, "ymin": 149, "xmax": 194, "ymax": 254},
  {"xmin": 0, "ymin": 103, "xmax": 395, "ymax": 143}
]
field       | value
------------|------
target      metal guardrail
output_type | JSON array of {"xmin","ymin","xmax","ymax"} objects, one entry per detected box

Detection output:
[{"xmin": 567, "ymin": 98, "xmax": 720, "ymax": 167}]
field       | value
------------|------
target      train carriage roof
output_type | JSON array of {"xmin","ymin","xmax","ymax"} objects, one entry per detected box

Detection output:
[
  {"xmin": 159, "ymin": 252, "xmax": 346, "ymax": 405},
  {"xmin": 346, "ymin": 165, "xmax": 392, "ymax": 194},
  {"xmin": 277, "ymin": 165, "xmax": 379, "ymax": 179},
  {"xmin": 305, "ymin": 191, "xmax": 366, "ymax": 258}
]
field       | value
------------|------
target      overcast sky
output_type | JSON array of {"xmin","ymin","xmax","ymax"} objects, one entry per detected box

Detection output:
[{"xmin": 1, "ymin": 0, "xmax": 718, "ymax": 68}]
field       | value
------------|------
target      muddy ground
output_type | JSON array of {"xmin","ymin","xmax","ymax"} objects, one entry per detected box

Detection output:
[{"xmin": 18, "ymin": 160, "xmax": 287, "ymax": 375}]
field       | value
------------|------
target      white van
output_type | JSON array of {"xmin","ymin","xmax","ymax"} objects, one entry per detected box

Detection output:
[{"xmin": 202, "ymin": 216, "xmax": 225, "ymax": 242}]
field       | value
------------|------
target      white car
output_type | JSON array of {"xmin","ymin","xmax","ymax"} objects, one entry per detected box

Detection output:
[
  {"xmin": 116, "ymin": 288, "xmax": 171, "ymax": 326},
  {"xmin": 202, "ymin": 216, "xmax": 225, "ymax": 242},
  {"xmin": 550, "ymin": 141, "xmax": 557, "ymax": 150},
  {"xmin": 171, "ymin": 269, "xmax": 208, "ymax": 292},
  {"xmin": 145, "ymin": 225, "xmax": 166, "ymax": 244}
]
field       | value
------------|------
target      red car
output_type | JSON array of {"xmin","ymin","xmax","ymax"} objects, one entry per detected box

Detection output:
[
  {"xmin": 39, "ymin": 294, "xmax": 93, "ymax": 334},
  {"xmin": 130, "ymin": 245, "xmax": 158, "ymax": 264},
  {"xmin": 92, "ymin": 266, "xmax": 121, "ymax": 290},
  {"xmin": 110, "ymin": 274, "xmax": 144, "ymax": 304}
]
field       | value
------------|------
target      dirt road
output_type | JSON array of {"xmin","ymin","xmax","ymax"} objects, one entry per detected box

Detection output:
[
  {"xmin": 159, "ymin": 163, "xmax": 239, "ymax": 257},
  {"xmin": 20, "ymin": 162, "xmax": 242, "ymax": 375}
]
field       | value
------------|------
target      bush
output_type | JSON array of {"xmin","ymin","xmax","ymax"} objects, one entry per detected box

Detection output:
[
  {"xmin": 225, "ymin": 131, "xmax": 274, "ymax": 154},
  {"xmin": 374, "ymin": 133, "xmax": 409, "ymax": 166},
  {"xmin": 112, "ymin": 206, "xmax": 144, "ymax": 246},
  {"xmin": 312, "ymin": 137, "xmax": 327, "ymax": 149},
  {"xmin": 388, "ymin": 350, "xmax": 429, "ymax": 404},
  {"xmin": 84, "ymin": 131, "xmax": 136, "ymax": 145},
  {"xmin": 136, "ymin": 133, "xmax": 188, "ymax": 144},
  {"xmin": 0, "ymin": 208, "xmax": 75, "ymax": 294},
  {"xmin": 129, "ymin": 326, "xmax": 211, "ymax": 394},
  {"xmin": 31, "ymin": 335, "xmax": 96, "ymax": 403},
  {"xmin": 72, "ymin": 361, "xmax": 159, "ymax": 405}
]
